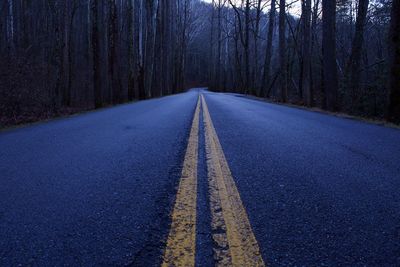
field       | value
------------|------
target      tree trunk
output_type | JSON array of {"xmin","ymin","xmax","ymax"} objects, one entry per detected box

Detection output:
[
  {"xmin": 244, "ymin": 0, "xmax": 250, "ymax": 94},
  {"xmin": 210, "ymin": 0, "xmax": 215, "ymax": 89},
  {"xmin": 159, "ymin": 0, "xmax": 169, "ymax": 96},
  {"xmin": 127, "ymin": 0, "xmax": 135, "ymax": 101},
  {"xmin": 387, "ymin": 0, "xmax": 400, "ymax": 123},
  {"xmin": 144, "ymin": 0, "xmax": 159, "ymax": 98},
  {"xmin": 310, "ymin": 0, "xmax": 320, "ymax": 105},
  {"xmin": 261, "ymin": 0, "xmax": 276, "ymax": 98},
  {"xmin": 322, "ymin": 0, "xmax": 338, "ymax": 111},
  {"xmin": 134, "ymin": 0, "xmax": 146, "ymax": 100},
  {"xmin": 6, "ymin": 0, "xmax": 15, "ymax": 54},
  {"xmin": 50, "ymin": 0, "xmax": 65, "ymax": 111},
  {"xmin": 90, "ymin": 0, "xmax": 102, "ymax": 108},
  {"xmin": 347, "ymin": 0, "xmax": 369, "ymax": 112},
  {"xmin": 253, "ymin": 0, "xmax": 262, "ymax": 94},
  {"xmin": 64, "ymin": 1, "xmax": 76, "ymax": 107},
  {"xmin": 108, "ymin": 0, "xmax": 121, "ymax": 104},
  {"xmin": 302, "ymin": 0, "xmax": 312, "ymax": 106},
  {"xmin": 279, "ymin": 0, "xmax": 287, "ymax": 102}
]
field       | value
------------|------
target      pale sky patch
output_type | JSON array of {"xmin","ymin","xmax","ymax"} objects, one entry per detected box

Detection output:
[{"xmin": 200, "ymin": 0, "xmax": 302, "ymax": 17}]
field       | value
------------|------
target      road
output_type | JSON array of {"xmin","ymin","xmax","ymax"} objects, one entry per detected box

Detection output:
[{"xmin": 1, "ymin": 89, "xmax": 399, "ymax": 266}]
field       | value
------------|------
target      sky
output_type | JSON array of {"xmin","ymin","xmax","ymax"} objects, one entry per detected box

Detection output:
[{"xmin": 200, "ymin": 0, "xmax": 302, "ymax": 16}]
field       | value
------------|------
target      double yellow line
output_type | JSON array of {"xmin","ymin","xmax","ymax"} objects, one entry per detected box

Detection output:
[{"xmin": 162, "ymin": 94, "xmax": 265, "ymax": 267}]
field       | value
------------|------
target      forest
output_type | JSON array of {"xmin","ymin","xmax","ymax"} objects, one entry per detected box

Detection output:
[{"xmin": 0, "ymin": 0, "xmax": 399, "ymax": 126}]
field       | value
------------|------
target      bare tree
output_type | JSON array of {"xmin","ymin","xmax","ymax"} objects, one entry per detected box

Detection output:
[
  {"xmin": 244, "ymin": 0, "xmax": 250, "ymax": 93},
  {"xmin": 108, "ymin": 0, "xmax": 121, "ymax": 104},
  {"xmin": 387, "ymin": 0, "xmax": 400, "ymax": 123},
  {"xmin": 322, "ymin": 0, "xmax": 338, "ymax": 111},
  {"xmin": 64, "ymin": 0, "xmax": 78, "ymax": 107},
  {"xmin": 90, "ymin": 0, "xmax": 102, "ymax": 108},
  {"xmin": 279, "ymin": 0, "xmax": 287, "ymax": 102},
  {"xmin": 301, "ymin": 0, "xmax": 312, "ymax": 106},
  {"xmin": 0, "ymin": 0, "xmax": 398, "ymax": 126},
  {"xmin": 144, "ymin": 0, "xmax": 159, "ymax": 98},
  {"xmin": 49, "ymin": 0, "xmax": 65, "ymax": 110},
  {"xmin": 127, "ymin": 0, "xmax": 135, "ymax": 101},
  {"xmin": 347, "ymin": 0, "xmax": 369, "ymax": 112},
  {"xmin": 310, "ymin": 0, "xmax": 320, "ymax": 103},
  {"xmin": 253, "ymin": 0, "xmax": 263, "ymax": 94},
  {"xmin": 6, "ymin": 0, "xmax": 15, "ymax": 54},
  {"xmin": 261, "ymin": 0, "xmax": 276, "ymax": 98}
]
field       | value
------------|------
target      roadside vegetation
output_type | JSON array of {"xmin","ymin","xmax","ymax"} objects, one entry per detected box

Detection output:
[{"xmin": 1, "ymin": 0, "xmax": 399, "ymax": 127}]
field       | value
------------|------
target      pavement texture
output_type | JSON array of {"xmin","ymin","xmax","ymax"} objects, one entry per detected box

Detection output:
[
  {"xmin": 1, "ymin": 89, "xmax": 399, "ymax": 266},
  {"xmin": 0, "ymin": 91, "xmax": 198, "ymax": 266},
  {"xmin": 204, "ymin": 91, "xmax": 400, "ymax": 266}
]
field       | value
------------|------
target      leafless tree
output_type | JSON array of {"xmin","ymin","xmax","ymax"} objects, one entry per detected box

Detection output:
[
  {"xmin": 387, "ymin": 0, "xmax": 400, "ymax": 123},
  {"xmin": 322, "ymin": 0, "xmax": 338, "ymax": 111}
]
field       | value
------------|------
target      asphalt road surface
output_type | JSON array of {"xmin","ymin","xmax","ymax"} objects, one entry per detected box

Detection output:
[{"xmin": 1, "ymin": 89, "xmax": 399, "ymax": 266}]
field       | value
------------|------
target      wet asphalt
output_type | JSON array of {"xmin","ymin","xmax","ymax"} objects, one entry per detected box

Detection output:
[{"xmin": 1, "ymin": 89, "xmax": 400, "ymax": 266}]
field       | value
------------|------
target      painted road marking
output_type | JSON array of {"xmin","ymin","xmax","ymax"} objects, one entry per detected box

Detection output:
[
  {"xmin": 162, "ymin": 96, "xmax": 201, "ymax": 267},
  {"xmin": 202, "ymin": 95, "xmax": 265, "ymax": 266},
  {"xmin": 162, "ymin": 94, "xmax": 265, "ymax": 266}
]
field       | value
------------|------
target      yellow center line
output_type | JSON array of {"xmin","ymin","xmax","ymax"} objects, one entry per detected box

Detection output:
[
  {"xmin": 162, "ymin": 95, "xmax": 201, "ymax": 267},
  {"xmin": 201, "ymin": 94, "xmax": 265, "ymax": 267}
]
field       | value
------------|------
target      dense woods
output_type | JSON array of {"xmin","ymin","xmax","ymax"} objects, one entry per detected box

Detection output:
[
  {"xmin": 191, "ymin": 0, "xmax": 399, "ymax": 122},
  {"xmin": 0, "ymin": 0, "xmax": 195, "ymax": 125},
  {"xmin": 0, "ymin": 0, "xmax": 399, "ymax": 126}
]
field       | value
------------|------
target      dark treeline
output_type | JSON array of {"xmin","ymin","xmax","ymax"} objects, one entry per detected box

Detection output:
[
  {"xmin": 1, "ymin": 0, "xmax": 399, "ymax": 126},
  {"xmin": 0, "ymin": 0, "xmax": 195, "ymax": 125},
  {"xmin": 187, "ymin": 0, "xmax": 400, "ymax": 123}
]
